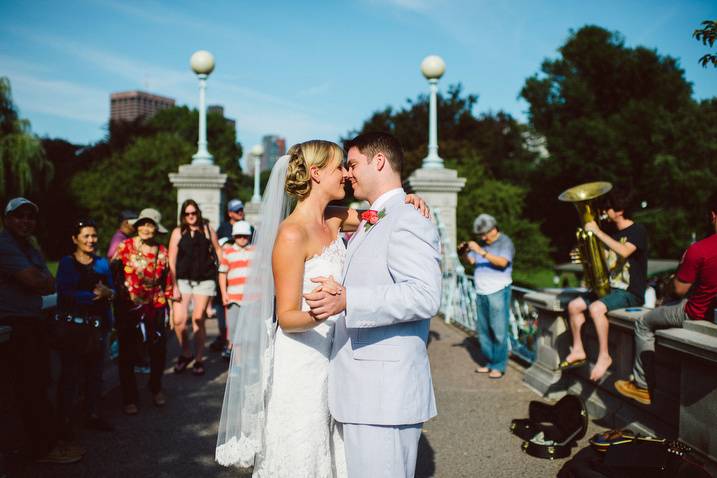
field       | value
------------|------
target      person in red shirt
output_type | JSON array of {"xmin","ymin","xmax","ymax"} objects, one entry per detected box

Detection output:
[{"xmin": 616, "ymin": 194, "xmax": 717, "ymax": 405}]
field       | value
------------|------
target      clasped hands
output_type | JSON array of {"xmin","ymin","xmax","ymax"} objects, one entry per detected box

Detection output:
[{"xmin": 303, "ymin": 275, "xmax": 346, "ymax": 321}]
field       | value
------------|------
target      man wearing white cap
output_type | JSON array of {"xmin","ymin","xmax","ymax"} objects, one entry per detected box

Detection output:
[
  {"xmin": 1, "ymin": 198, "xmax": 83, "ymax": 463},
  {"xmin": 217, "ymin": 220, "xmax": 255, "ymax": 360}
]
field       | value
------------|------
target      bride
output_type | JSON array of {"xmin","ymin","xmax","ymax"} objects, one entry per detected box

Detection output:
[{"xmin": 216, "ymin": 140, "xmax": 427, "ymax": 477}]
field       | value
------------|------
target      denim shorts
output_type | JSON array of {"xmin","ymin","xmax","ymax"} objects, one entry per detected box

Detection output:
[
  {"xmin": 177, "ymin": 279, "xmax": 216, "ymax": 296},
  {"xmin": 581, "ymin": 288, "xmax": 642, "ymax": 311}
]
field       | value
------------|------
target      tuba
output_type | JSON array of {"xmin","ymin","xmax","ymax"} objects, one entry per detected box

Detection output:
[{"xmin": 558, "ymin": 182, "xmax": 613, "ymax": 297}]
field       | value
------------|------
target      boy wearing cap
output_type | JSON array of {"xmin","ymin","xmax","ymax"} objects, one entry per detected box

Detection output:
[
  {"xmin": 459, "ymin": 213, "xmax": 515, "ymax": 379},
  {"xmin": 218, "ymin": 220, "xmax": 255, "ymax": 359}
]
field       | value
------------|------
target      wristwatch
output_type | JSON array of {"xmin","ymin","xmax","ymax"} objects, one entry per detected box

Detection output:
[{"xmin": 480, "ymin": 250, "xmax": 488, "ymax": 257}]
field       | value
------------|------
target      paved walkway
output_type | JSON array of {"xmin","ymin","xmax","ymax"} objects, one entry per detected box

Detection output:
[{"xmin": 18, "ymin": 318, "xmax": 604, "ymax": 478}]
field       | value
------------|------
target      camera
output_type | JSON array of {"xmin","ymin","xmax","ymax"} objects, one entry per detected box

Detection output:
[{"xmin": 458, "ymin": 241, "xmax": 470, "ymax": 255}]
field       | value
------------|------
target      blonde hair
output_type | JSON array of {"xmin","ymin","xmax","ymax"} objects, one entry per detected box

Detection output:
[{"xmin": 285, "ymin": 140, "xmax": 344, "ymax": 200}]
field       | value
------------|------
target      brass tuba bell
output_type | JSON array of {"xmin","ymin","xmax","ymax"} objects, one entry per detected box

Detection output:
[{"xmin": 559, "ymin": 182, "xmax": 613, "ymax": 297}]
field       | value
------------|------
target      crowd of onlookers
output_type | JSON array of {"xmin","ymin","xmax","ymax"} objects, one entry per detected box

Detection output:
[
  {"xmin": 0, "ymin": 196, "xmax": 254, "ymax": 468},
  {"xmin": 459, "ymin": 189, "xmax": 717, "ymax": 409},
  {"xmin": 2, "ymin": 187, "xmax": 716, "ymax": 470}
]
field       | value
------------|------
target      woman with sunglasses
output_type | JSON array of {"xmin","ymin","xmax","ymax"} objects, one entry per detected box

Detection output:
[
  {"xmin": 111, "ymin": 208, "xmax": 173, "ymax": 415},
  {"xmin": 168, "ymin": 199, "xmax": 223, "ymax": 376},
  {"xmin": 55, "ymin": 219, "xmax": 115, "ymax": 438}
]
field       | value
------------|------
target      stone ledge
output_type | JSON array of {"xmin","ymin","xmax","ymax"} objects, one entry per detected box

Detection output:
[{"xmin": 656, "ymin": 328, "xmax": 717, "ymax": 362}]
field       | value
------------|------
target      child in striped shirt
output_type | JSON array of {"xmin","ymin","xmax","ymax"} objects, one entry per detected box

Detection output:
[{"xmin": 218, "ymin": 221, "xmax": 255, "ymax": 360}]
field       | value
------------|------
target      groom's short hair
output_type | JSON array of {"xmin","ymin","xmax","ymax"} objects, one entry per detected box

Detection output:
[{"xmin": 345, "ymin": 132, "xmax": 403, "ymax": 175}]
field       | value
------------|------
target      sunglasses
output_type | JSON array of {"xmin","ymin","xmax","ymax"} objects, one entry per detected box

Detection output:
[
  {"xmin": 10, "ymin": 213, "xmax": 37, "ymax": 221},
  {"xmin": 184, "ymin": 211, "xmax": 198, "ymax": 217}
]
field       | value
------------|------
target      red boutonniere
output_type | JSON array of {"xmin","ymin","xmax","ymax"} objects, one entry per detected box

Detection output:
[{"xmin": 361, "ymin": 209, "xmax": 386, "ymax": 232}]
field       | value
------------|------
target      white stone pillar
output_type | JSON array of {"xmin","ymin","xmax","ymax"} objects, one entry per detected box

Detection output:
[
  {"xmin": 169, "ymin": 164, "xmax": 227, "ymax": 230},
  {"xmin": 405, "ymin": 167, "xmax": 465, "ymax": 271}
]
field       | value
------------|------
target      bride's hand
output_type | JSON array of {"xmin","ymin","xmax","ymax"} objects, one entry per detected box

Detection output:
[
  {"xmin": 310, "ymin": 276, "xmax": 343, "ymax": 296},
  {"xmin": 405, "ymin": 194, "xmax": 431, "ymax": 218}
]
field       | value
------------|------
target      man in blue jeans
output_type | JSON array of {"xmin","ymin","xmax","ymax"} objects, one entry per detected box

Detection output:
[{"xmin": 460, "ymin": 213, "xmax": 515, "ymax": 379}]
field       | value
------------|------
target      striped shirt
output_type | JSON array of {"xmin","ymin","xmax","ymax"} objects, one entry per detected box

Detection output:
[{"xmin": 219, "ymin": 243, "xmax": 255, "ymax": 304}]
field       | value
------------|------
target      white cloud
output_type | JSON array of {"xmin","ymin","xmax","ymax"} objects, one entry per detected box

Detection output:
[{"xmin": 7, "ymin": 71, "xmax": 107, "ymax": 123}]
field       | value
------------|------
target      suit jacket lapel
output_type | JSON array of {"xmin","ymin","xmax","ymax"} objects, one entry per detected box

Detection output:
[{"xmin": 342, "ymin": 192, "xmax": 406, "ymax": 283}]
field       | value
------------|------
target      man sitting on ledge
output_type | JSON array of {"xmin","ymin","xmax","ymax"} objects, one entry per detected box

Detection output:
[
  {"xmin": 615, "ymin": 193, "xmax": 717, "ymax": 405},
  {"xmin": 561, "ymin": 188, "xmax": 648, "ymax": 382}
]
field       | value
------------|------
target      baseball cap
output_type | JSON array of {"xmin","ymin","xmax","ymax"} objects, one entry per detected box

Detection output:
[
  {"xmin": 119, "ymin": 210, "xmax": 138, "ymax": 221},
  {"xmin": 473, "ymin": 214, "xmax": 497, "ymax": 235},
  {"xmin": 227, "ymin": 199, "xmax": 244, "ymax": 212},
  {"xmin": 4, "ymin": 197, "xmax": 39, "ymax": 216},
  {"xmin": 232, "ymin": 221, "xmax": 252, "ymax": 236}
]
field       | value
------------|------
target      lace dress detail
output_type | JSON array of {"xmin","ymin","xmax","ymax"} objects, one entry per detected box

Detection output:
[{"xmin": 253, "ymin": 236, "xmax": 348, "ymax": 478}]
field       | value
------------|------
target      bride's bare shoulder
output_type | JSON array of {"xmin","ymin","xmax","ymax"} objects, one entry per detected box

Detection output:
[{"xmin": 275, "ymin": 219, "xmax": 308, "ymax": 248}]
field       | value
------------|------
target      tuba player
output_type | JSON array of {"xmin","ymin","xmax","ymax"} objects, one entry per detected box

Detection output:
[{"xmin": 560, "ymin": 187, "xmax": 648, "ymax": 381}]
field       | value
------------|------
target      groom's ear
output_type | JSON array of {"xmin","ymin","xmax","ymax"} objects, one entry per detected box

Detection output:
[{"xmin": 374, "ymin": 152, "xmax": 387, "ymax": 171}]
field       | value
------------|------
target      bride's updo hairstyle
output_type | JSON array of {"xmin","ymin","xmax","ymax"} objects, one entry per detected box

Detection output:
[{"xmin": 285, "ymin": 140, "xmax": 344, "ymax": 200}]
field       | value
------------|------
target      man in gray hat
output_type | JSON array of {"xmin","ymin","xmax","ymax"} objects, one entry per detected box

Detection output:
[{"xmin": 459, "ymin": 213, "xmax": 515, "ymax": 379}]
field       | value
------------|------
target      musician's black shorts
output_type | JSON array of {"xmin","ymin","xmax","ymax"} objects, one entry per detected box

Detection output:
[{"xmin": 578, "ymin": 288, "xmax": 642, "ymax": 311}]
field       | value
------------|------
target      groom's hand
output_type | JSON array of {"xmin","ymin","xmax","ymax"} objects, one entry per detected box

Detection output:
[{"xmin": 304, "ymin": 277, "xmax": 346, "ymax": 320}]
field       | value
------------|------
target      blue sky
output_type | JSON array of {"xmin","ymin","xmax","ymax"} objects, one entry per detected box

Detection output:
[{"xmin": 2, "ymin": 0, "xmax": 715, "ymax": 167}]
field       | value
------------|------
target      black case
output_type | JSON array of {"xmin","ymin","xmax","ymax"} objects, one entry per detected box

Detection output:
[{"xmin": 510, "ymin": 394, "xmax": 589, "ymax": 460}]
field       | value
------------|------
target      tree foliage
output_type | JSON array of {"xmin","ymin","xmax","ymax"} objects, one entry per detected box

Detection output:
[
  {"xmin": 59, "ymin": 106, "xmax": 247, "ymax": 256},
  {"xmin": 347, "ymin": 86, "xmax": 552, "ymax": 272},
  {"xmin": 0, "ymin": 77, "xmax": 53, "ymax": 202},
  {"xmin": 694, "ymin": 20, "xmax": 717, "ymax": 68},
  {"xmin": 520, "ymin": 25, "xmax": 717, "ymax": 259}
]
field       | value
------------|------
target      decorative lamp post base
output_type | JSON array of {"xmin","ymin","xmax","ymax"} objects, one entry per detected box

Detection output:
[
  {"xmin": 169, "ymin": 163, "xmax": 227, "ymax": 229},
  {"xmin": 405, "ymin": 167, "xmax": 465, "ymax": 272}
]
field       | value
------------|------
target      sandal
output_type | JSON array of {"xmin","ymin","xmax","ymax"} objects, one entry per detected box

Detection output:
[
  {"xmin": 174, "ymin": 355, "xmax": 194, "ymax": 374},
  {"xmin": 488, "ymin": 370, "xmax": 504, "ymax": 379},
  {"xmin": 558, "ymin": 358, "xmax": 587, "ymax": 371},
  {"xmin": 192, "ymin": 360, "xmax": 205, "ymax": 376},
  {"xmin": 475, "ymin": 366, "xmax": 490, "ymax": 373}
]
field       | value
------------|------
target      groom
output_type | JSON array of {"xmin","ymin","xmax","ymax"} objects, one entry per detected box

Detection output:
[{"xmin": 305, "ymin": 132, "xmax": 442, "ymax": 478}]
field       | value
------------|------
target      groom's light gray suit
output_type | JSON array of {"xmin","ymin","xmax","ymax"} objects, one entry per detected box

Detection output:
[{"xmin": 329, "ymin": 189, "xmax": 441, "ymax": 478}]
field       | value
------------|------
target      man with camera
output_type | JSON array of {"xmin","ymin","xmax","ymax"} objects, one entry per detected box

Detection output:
[{"xmin": 459, "ymin": 213, "xmax": 515, "ymax": 379}]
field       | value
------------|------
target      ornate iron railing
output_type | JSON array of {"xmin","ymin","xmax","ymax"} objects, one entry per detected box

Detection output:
[{"xmin": 434, "ymin": 209, "xmax": 539, "ymax": 363}]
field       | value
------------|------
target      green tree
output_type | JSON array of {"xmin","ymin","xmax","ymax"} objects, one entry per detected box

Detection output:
[
  {"xmin": 347, "ymin": 87, "xmax": 552, "ymax": 274},
  {"xmin": 0, "ymin": 77, "xmax": 53, "ymax": 202},
  {"xmin": 694, "ymin": 20, "xmax": 717, "ymax": 68},
  {"xmin": 520, "ymin": 25, "xmax": 717, "ymax": 260},
  {"xmin": 70, "ymin": 133, "xmax": 194, "ymax": 249}
]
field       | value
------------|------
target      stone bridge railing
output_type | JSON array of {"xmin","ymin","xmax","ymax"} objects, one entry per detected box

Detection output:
[{"xmin": 522, "ymin": 289, "xmax": 717, "ymax": 464}]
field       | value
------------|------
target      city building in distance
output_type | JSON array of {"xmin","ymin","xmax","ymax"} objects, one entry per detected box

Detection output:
[
  {"xmin": 261, "ymin": 134, "xmax": 286, "ymax": 172},
  {"xmin": 110, "ymin": 90, "xmax": 175, "ymax": 122},
  {"xmin": 208, "ymin": 104, "xmax": 237, "ymax": 132}
]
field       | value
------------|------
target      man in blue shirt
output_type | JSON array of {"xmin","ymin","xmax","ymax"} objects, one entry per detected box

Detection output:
[{"xmin": 460, "ymin": 213, "xmax": 515, "ymax": 379}]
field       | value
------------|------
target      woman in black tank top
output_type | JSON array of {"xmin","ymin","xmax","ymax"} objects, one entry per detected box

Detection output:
[{"xmin": 168, "ymin": 200, "xmax": 223, "ymax": 375}]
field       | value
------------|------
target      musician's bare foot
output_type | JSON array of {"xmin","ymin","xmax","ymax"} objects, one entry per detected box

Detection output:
[
  {"xmin": 590, "ymin": 354, "xmax": 612, "ymax": 381},
  {"xmin": 564, "ymin": 350, "xmax": 586, "ymax": 364}
]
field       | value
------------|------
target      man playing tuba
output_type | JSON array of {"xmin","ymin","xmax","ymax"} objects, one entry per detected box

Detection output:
[{"xmin": 560, "ymin": 187, "xmax": 648, "ymax": 382}]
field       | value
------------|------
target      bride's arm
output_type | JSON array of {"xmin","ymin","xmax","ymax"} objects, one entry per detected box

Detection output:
[
  {"xmin": 325, "ymin": 195, "xmax": 431, "ymax": 232},
  {"xmin": 272, "ymin": 223, "xmax": 325, "ymax": 332}
]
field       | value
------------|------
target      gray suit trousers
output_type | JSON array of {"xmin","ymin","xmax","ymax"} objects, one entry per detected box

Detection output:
[{"xmin": 339, "ymin": 422, "xmax": 423, "ymax": 478}]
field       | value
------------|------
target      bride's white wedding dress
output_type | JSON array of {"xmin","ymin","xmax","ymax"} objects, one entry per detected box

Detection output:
[{"xmin": 253, "ymin": 235, "xmax": 348, "ymax": 478}]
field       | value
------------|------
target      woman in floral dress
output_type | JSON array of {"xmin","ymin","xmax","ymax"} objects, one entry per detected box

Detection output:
[{"xmin": 111, "ymin": 208, "xmax": 173, "ymax": 415}]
